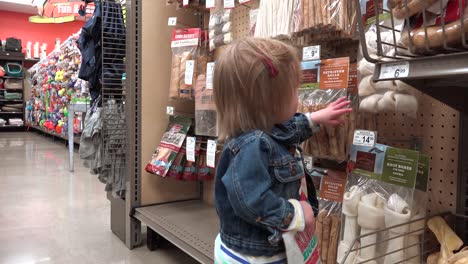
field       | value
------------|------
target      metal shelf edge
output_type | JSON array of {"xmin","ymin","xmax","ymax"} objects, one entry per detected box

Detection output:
[
  {"xmin": 373, "ymin": 52, "xmax": 468, "ymax": 81},
  {"xmin": 134, "ymin": 211, "xmax": 214, "ymax": 264}
]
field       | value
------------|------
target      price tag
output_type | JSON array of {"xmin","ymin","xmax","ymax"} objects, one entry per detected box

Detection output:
[
  {"xmin": 379, "ymin": 61, "xmax": 410, "ymax": 79},
  {"xmin": 168, "ymin": 17, "xmax": 177, "ymax": 26},
  {"xmin": 184, "ymin": 60, "xmax": 195, "ymax": 85},
  {"xmin": 303, "ymin": 156, "xmax": 313, "ymax": 172},
  {"xmin": 207, "ymin": 139, "xmax": 217, "ymax": 168},
  {"xmin": 353, "ymin": 130, "xmax": 377, "ymax": 147},
  {"xmin": 224, "ymin": 0, "xmax": 235, "ymax": 8},
  {"xmin": 186, "ymin": 137, "xmax": 196, "ymax": 162},
  {"xmin": 303, "ymin": 45, "xmax": 320, "ymax": 61},
  {"xmin": 183, "ymin": 0, "xmax": 189, "ymax": 6},
  {"xmin": 166, "ymin": 106, "xmax": 174, "ymax": 116},
  {"xmin": 239, "ymin": 0, "xmax": 251, "ymax": 3},
  {"xmin": 206, "ymin": 62, "xmax": 215, "ymax": 89},
  {"xmin": 206, "ymin": 0, "xmax": 215, "ymax": 8}
]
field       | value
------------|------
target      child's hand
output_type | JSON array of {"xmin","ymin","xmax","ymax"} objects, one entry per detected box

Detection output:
[
  {"xmin": 310, "ymin": 97, "xmax": 353, "ymax": 126},
  {"xmin": 300, "ymin": 201, "xmax": 315, "ymax": 228}
]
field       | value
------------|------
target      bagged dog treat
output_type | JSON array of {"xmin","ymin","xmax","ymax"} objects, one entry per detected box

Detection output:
[
  {"xmin": 195, "ymin": 74, "xmax": 217, "ymax": 137},
  {"xmin": 169, "ymin": 28, "xmax": 201, "ymax": 100},
  {"xmin": 145, "ymin": 116, "xmax": 192, "ymax": 177}
]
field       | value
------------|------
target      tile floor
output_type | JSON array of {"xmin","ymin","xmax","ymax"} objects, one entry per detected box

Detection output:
[{"xmin": 0, "ymin": 132, "xmax": 198, "ymax": 264}]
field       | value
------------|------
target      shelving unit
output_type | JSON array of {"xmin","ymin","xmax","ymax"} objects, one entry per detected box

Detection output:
[{"xmin": 0, "ymin": 51, "xmax": 25, "ymax": 130}]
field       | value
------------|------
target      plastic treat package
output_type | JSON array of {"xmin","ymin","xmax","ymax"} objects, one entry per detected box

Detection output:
[
  {"xmin": 145, "ymin": 116, "xmax": 192, "ymax": 177},
  {"xmin": 169, "ymin": 28, "xmax": 201, "ymax": 100},
  {"xmin": 209, "ymin": 10, "xmax": 232, "ymax": 51},
  {"xmin": 167, "ymin": 146, "xmax": 187, "ymax": 180},
  {"xmin": 299, "ymin": 0, "xmax": 357, "ymax": 37},
  {"xmin": 316, "ymin": 170, "xmax": 347, "ymax": 264},
  {"xmin": 300, "ymin": 88, "xmax": 352, "ymax": 162},
  {"xmin": 195, "ymin": 74, "xmax": 217, "ymax": 137},
  {"xmin": 338, "ymin": 143, "xmax": 421, "ymax": 264},
  {"xmin": 249, "ymin": 8, "xmax": 259, "ymax": 36},
  {"xmin": 182, "ymin": 140, "xmax": 201, "ymax": 181}
]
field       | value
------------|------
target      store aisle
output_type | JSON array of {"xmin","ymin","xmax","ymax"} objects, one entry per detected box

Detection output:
[{"xmin": 0, "ymin": 132, "xmax": 198, "ymax": 264}]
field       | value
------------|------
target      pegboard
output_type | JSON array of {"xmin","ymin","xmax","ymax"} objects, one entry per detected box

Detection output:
[
  {"xmin": 376, "ymin": 90, "xmax": 460, "ymax": 214},
  {"xmin": 206, "ymin": 1, "xmax": 461, "ymax": 216}
]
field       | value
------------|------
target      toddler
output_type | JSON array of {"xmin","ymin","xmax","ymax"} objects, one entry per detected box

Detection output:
[{"xmin": 213, "ymin": 38, "xmax": 351, "ymax": 263}]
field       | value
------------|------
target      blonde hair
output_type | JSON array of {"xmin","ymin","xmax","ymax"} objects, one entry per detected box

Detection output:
[{"xmin": 213, "ymin": 38, "xmax": 301, "ymax": 141}]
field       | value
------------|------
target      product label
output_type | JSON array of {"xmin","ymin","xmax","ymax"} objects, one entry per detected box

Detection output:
[
  {"xmin": 353, "ymin": 130, "xmax": 377, "ymax": 147},
  {"xmin": 303, "ymin": 45, "xmax": 321, "ymax": 61},
  {"xmin": 206, "ymin": 62, "xmax": 215, "ymax": 90},
  {"xmin": 168, "ymin": 17, "xmax": 177, "ymax": 26},
  {"xmin": 355, "ymin": 151, "xmax": 377, "ymax": 172},
  {"xmin": 185, "ymin": 60, "xmax": 195, "ymax": 85},
  {"xmin": 363, "ymin": 0, "xmax": 391, "ymax": 25},
  {"xmin": 206, "ymin": 0, "xmax": 215, "ymax": 8},
  {"xmin": 207, "ymin": 139, "xmax": 217, "ymax": 168},
  {"xmin": 303, "ymin": 156, "xmax": 313, "ymax": 173},
  {"xmin": 348, "ymin": 63, "xmax": 358, "ymax": 95},
  {"xmin": 319, "ymin": 57, "xmax": 350, "ymax": 90},
  {"xmin": 300, "ymin": 60, "xmax": 321, "ymax": 90},
  {"xmin": 224, "ymin": 0, "xmax": 235, "ymax": 9},
  {"xmin": 166, "ymin": 106, "xmax": 174, "ymax": 116},
  {"xmin": 381, "ymin": 147, "xmax": 419, "ymax": 188},
  {"xmin": 416, "ymin": 155, "xmax": 430, "ymax": 192},
  {"xmin": 186, "ymin": 137, "xmax": 196, "ymax": 162},
  {"xmin": 379, "ymin": 61, "xmax": 410, "ymax": 80},
  {"xmin": 183, "ymin": 0, "xmax": 189, "ymax": 6},
  {"xmin": 320, "ymin": 170, "xmax": 347, "ymax": 202},
  {"xmin": 171, "ymin": 28, "xmax": 201, "ymax": 48}
]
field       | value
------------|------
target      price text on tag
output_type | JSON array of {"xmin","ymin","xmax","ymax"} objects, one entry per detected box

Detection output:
[
  {"xmin": 379, "ymin": 61, "xmax": 410, "ymax": 79},
  {"xmin": 168, "ymin": 17, "xmax": 177, "ymax": 26},
  {"xmin": 207, "ymin": 139, "xmax": 217, "ymax": 168},
  {"xmin": 353, "ymin": 130, "xmax": 377, "ymax": 147},
  {"xmin": 206, "ymin": 0, "xmax": 215, "ymax": 8},
  {"xmin": 224, "ymin": 0, "xmax": 235, "ymax": 8},
  {"xmin": 166, "ymin": 106, "xmax": 174, "ymax": 116},
  {"xmin": 206, "ymin": 62, "xmax": 215, "ymax": 89},
  {"xmin": 303, "ymin": 45, "xmax": 321, "ymax": 61},
  {"xmin": 183, "ymin": 0, "xmax": 189, "ymax": 6},
  {"xmin": 186, "ymin": 137, "xmax": 196, "ymax": 162},
  {"xmin": 184, "ymin": 60, "xmax": 195, "ymax": 85}
]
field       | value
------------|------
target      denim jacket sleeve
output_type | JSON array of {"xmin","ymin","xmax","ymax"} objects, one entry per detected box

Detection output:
[
  {"xmin": 271, "ymin": 113, "xmax": 319, "ymax": 145},
  {"xmin": 222, "ymin": 136, "xmax": 295, "ymax": 231}
]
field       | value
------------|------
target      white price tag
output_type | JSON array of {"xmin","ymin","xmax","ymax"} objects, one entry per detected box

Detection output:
[
  {"xmin": 168, "ymin": 17, "xmax": 177, "ymax": 26},
  {"xmin": 206, "ymin": 0, "xmax": 215, "ymax": 8},
  {"xmin": 303, "ymin": 45, "xmax": 321, "ymax": 61},
  {"xmin": 207, "ymin": 139, "xmax": 217, "ymax": 168},
  {"xmin": 224, "ymin": 0, "xmax": 235, "ymax": 8},
  {"xmin": 239, "ymin": 0, "xmax": 251, "ymax": 3},
  {"xmin": 186, "ymin": 137, "xmax": 196, "ymax": 162},
  {"xmin": 184, "ymin": 60, "xmax": 195, "ymax": 85},
  {"xmin": 379, "ymin": 61, "xmax": 410, "ymax": 79},
  {"xmin": 303, "ymin": 156, "xmax": 313, "ymax": 172},
  {"xmin": 353, "ymin": 130, "xmax": 377, "ymax": 147},
  {"xmin": 166, "ymin": 106, "xmax": 174, "ymax": 116},
  {"xmin": 183, "ymin": 0, "xmax": 189, "ymax": 6},
  {"xmin": 206, "ymin": 62, "xmax": 215, "ymax": 90}
]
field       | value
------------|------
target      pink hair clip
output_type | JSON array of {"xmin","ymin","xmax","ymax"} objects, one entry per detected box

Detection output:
[{"xmin": 261, "ymin": 57, "xmax": 279, "ymax": 78}]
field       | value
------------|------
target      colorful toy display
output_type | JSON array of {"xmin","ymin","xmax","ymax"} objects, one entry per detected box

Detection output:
[{"xmin": 27, "ymin": 33, "xmax": 90, "ymax": 136}]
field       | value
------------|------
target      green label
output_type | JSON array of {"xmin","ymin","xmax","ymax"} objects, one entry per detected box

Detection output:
[
  {"xmin": 416, "ymin": 155, "xmax": 430, "ymax": 192},
  {"xmin": 381, "ymin": 148, "xmax": 419, "ymax": 188},
  {"xmin": 353, "ymin": 168, "xmax": 382, "ymax": 181}
]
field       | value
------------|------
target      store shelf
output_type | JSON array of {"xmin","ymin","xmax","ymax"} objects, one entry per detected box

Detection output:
[
  {"xmin": 134, "ymin": 200, "xmax": 219, "ymax": 264},
  {"xmin": 0, "ymin": 76, "xmax": 23, "ymax": 79},
  {"xmin": 0, "ymin": 112, "xmax": 23, "ymax": 114},
  {"xmin": 0, "ymin": 100, "xmax": 23, "ymax": 103},
  {"xmin": 0, "ymin": 124, "xmax": 24, "ymax": 128},
  {"xmin": 30, "ymin": 125, "xmax": 81, "ymax": 144},
  {"xmin": 0, "ymin": 51, "xmax": 24, "ymax": 61}
]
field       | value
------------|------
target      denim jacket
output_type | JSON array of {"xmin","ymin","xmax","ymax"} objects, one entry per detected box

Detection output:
[{"xmin": 215, "ymin": 113, "xmax": 319, "ymax": 257}]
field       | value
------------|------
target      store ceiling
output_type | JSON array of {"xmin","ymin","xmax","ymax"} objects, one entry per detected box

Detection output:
[{"xmin": 0, "ymin": 0, "xmax": 37, "ymax": 15}]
